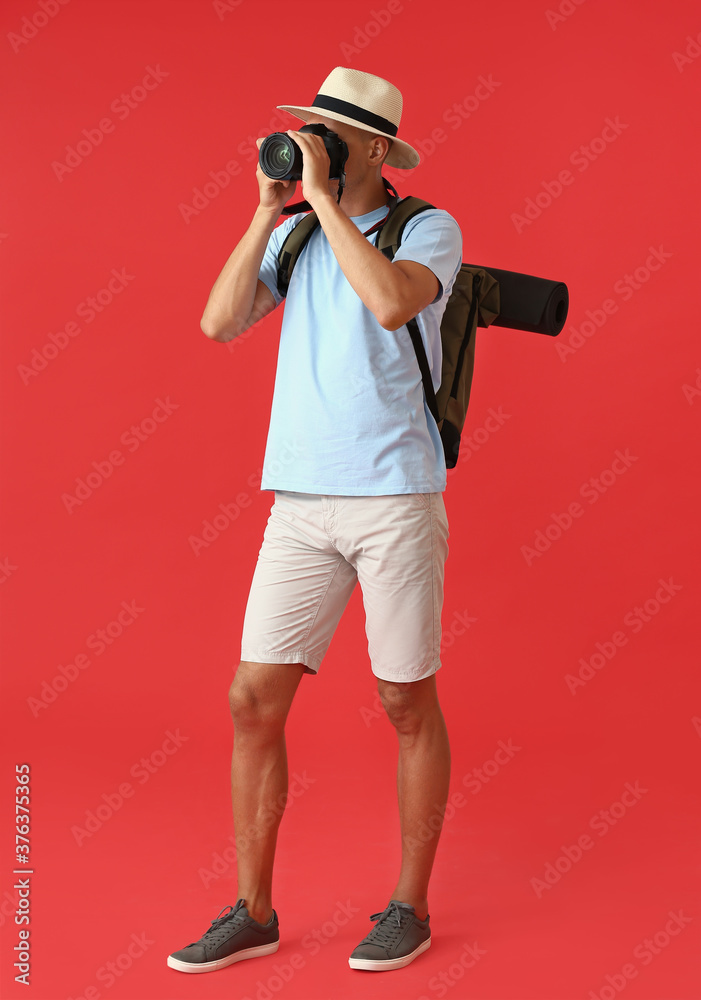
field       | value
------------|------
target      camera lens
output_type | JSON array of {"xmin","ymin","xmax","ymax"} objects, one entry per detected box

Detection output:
[
  {"xmin": 259, "ymin": 133, "xmax": 302, "ymax": 180},
  {"xmin": 269, "ymin": 140, "xmax": 290, "ymax": 170}
]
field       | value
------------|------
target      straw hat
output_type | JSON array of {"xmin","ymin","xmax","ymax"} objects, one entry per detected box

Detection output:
[{"xmin": 276, "ymin": 66, "xmax": 420, "ymax": 170}]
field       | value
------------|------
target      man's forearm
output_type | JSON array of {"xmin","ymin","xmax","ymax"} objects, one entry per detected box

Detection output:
[
  {"xmin": 313, "ymin": 194, "xmax": 410, "ymax": 330},
  {"xmin": 201, "ymin": 204, "xmax": 280, "ymax": 339}
]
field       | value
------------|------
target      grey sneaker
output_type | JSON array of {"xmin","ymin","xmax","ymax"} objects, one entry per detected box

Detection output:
[
  {"xmin": 348, "ymin": 899, "xmax": 431, "ymax": 971},
  {"xmin": 167, "ymin": 899, "xmax": 279, "ymax": 974}
]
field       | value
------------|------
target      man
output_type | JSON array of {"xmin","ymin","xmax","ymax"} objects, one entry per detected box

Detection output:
[{"xmin": 168, "ymin": 67, "xmax": 462, "ymax": 976}]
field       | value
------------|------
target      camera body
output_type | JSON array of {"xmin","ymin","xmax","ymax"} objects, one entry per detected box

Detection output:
[{"xmin": 258, "ymin": 123, "xmax": 349, "ymax": 181}]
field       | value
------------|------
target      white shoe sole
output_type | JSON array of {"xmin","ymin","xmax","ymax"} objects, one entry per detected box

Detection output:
[
  {"xmin": 167, "ymin": 939, "xmax": 279, "ymax": 973},
  {"xmin": 348, "ymin": 935, "xmax": 431, "ymax": 971}
]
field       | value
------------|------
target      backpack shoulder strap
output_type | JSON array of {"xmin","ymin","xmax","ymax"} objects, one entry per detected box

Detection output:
[
  {"xmin": 276, "ymin": 212, "xmax": 320, "ymax": 298},
  {"xmin": 276, "ymin": 187, "xmax": 432, "ymax": 297},
  {"xmin": 375, "ymin": 196, "xmax": 435, "ymax": 260},
  {"xmin": 373, "ymin": 196, "xmax": 441, "ymax": 425}
]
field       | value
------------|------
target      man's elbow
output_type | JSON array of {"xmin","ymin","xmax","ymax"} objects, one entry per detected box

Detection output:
[
  {"xmin": 380, "ymin": 265, "xmax": 440, "ymax": 330},
  {"xmin": 200, "ymin": 316, "xmax": 219, "ymax": 339},
  {"xmin": 378, "ymin": 301, "xmax": 416, "ymax": 332},
  {"xmin": 200, "ymin": 315, "xmax": 240, "ymax": 342},
  {"xmin": 378, "ymin": 280, "xmax": 435, "ymax": 330}
]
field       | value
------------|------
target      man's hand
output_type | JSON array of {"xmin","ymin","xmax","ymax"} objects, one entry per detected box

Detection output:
[
  {"xmin": 255, "ymin": 137, "xmax": 298, "ymax": 214},
  {"xmin": 286, "ymin": 130, "xmax": 335, "ymax": 211}
]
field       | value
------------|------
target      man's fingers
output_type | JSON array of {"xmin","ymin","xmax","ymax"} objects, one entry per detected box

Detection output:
[
  {"xmin": 287, "ymin": 130, "xmax": 324, "ymax": 148},
  {"xmin": 287, "ymin": 132, "xmax": 330, "ymax": 164}
]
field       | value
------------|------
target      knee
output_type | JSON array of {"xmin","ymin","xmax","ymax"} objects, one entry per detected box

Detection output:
[
  {"xmin": 228, "ymin": 672, "xmax": 285, "ymax": 733},
  {"xmin": 377, "ymin": 676, "xmax": 441, "ymax": 736},
  {"xmin": 378, "ymin": 683, "xmax": 422, "ymax": 736}
]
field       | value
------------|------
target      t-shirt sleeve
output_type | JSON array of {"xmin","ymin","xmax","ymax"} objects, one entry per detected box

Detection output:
[
  {"xmin": 258, "ymin": 213, "xmax": 306, "ymax": 308},
  {"xmin": 391, "ymin": 209, "xmax": 463, "ymax": 303}
]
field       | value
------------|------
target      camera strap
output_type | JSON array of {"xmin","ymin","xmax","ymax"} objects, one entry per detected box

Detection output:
[
  {"xmin": 281, "ymin": 143, "xmax": 349, "ymax": 215},
  {"xmin": 281, "ymin": 180, "xmax": 345, "ymax": 216},
  {"xmin": 280, "ymin": 172, "xmax": 398, "ymax": 219},
  {"xmin": 362, "ymin": 178, "xmax": 400, "ymax": 237}
]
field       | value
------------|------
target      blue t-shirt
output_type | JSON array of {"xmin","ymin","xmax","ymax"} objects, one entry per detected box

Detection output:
[{"xmin": 257, "ymin": 196, "xmax": 463, "ymax": 495}]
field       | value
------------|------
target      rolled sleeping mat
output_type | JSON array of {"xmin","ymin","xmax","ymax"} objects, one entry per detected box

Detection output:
[{"xmin": 466, "ymin": 264, "xmax": 569, "ymax": 336}]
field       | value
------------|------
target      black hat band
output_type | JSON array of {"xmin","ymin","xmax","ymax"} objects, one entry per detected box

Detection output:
[{"xmin": 311, "ymin": 94, "xmax": 398, "ymax": 136}]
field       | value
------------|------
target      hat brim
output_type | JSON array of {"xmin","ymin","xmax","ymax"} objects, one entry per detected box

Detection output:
[{"xmin": 275, "ymin": 105, "xmax": 420, "ymax": 170}]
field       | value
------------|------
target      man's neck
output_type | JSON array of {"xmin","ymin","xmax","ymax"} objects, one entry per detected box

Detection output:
[{"xmin": 332, "ymin": 178, "xmax": 392, "ymax": 218}]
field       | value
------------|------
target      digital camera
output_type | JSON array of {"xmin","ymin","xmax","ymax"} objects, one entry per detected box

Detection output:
[{"xmin": 258, "ymin": 123, "xmax": 349, "ymax": 181}]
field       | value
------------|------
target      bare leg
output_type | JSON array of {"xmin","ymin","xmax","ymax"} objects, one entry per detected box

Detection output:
[
  {"xmin": 228, "ymin": 661, "xmax": 306, "ymax": 924},
  {"xmin": 378, "ymin": 674, "xmax": 451, "ymax": 922}
]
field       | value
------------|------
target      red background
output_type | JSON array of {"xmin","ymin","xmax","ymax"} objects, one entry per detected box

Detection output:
[{"xmin": 1, "ymin": 1, "xmax": 700, "ymax": 998}]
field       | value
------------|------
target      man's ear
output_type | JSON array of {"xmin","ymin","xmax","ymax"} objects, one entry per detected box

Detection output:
[{"xmin": 369, "ymin": 135, "xmax": 391, "ymax": 165}]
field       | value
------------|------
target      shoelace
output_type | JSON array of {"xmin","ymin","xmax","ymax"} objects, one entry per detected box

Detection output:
[
  {"xmin": 364, "ymin": 901, "xmax": 411, "ymax": 947},
  {"xmin": 188, "ymin": 902, "xmax": 246, "ymax": 947}
]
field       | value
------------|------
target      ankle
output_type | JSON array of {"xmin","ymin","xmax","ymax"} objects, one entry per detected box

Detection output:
[
  {"xmin": 240, "ymin": 896, "xmax": 273, "ymax": 924},
  {"xmin": 392, "ymin": 894, "xmax": 428, "ymax": 920}
]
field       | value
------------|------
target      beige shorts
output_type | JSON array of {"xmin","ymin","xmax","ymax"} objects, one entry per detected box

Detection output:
[{"xmin": 240, "ymin": 490, "xmax": 450, "ymax": 682}]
